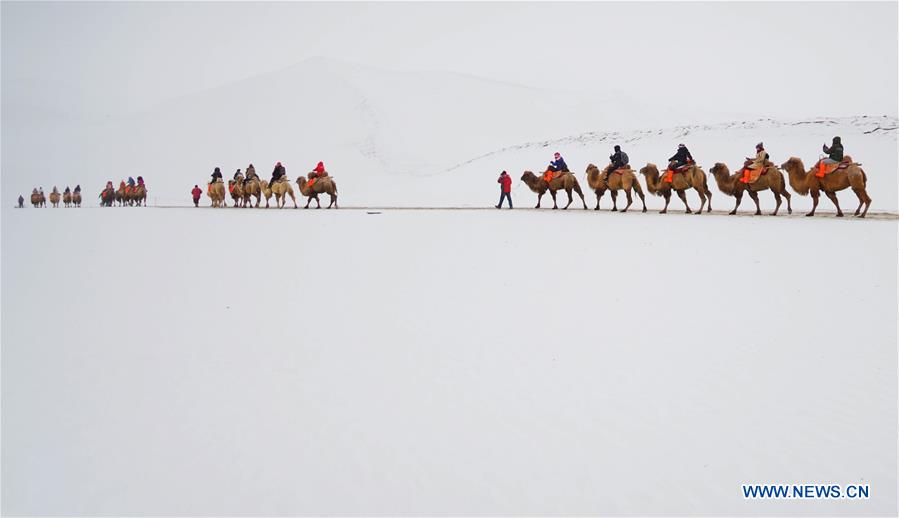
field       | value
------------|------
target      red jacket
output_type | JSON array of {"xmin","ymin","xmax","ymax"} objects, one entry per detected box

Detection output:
[
  {"xmin": 191, "ymin": 187, "xmax": 202, "ymax": 199},
  {"xmin": 313, "ymin": 161, "xmax": 325, "ymax": 174},
  {"xmin": 498, "ymin": 174, "xmax": 512, "ymax": 193}
]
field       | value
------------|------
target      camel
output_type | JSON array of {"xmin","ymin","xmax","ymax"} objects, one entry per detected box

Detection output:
[
  {"xmin": 780, "ymin": 157, "xmax": 870, "ymax": 218},
  {"xmin": 49, "ymin": 190, "xmax": 60, "ymax": 208},
  {"xmin": 99, "ymin": 188, "xmax": 115, "ymax": 207},
  {"xmin": 63, "ymin": 190, "xmax": 72, "ymax": 207},
  {"xmin": 131, "ymin": 184, "xmax": 147, "ymax": 206},
  {"xmin": 520, "ymin": 171, "xmax": 588, "ymax": 209},
  {"xmin": 296, "ymin": 176, "xmax": 339, "ymax": 209},
  {"xmin": 585, "ymin": 164, "xmax": 646, "ymax": 212},
  {"xmin": 208, "ymin": 181, "xmax": 226, "ymax": 208},
  {"xmin": 31, "ymin": 192, "xmax": 45, "ymax": 208},
  {"xmin": 228, "ymin": 179, "xmax": 244, "ymax": 207},
  {"xmin": 638, "ymin": 163, "xmax": 712, "ymax": 214},
  {"xmin": 242, "ymin": 177, "xmax": 262, "ymax": 208},
  {"xmin": 73, "ymin": 191, "xmax": 82, "ymax": 207},
  {"xmin": 269, "ymin": 178, "xmax": 298, "ymax": 208},
  {"xmin": 115, "ymin": 186, "xmax": 126, "ymax": 206},
  {"xmin": 708, "ymin": 163, "xmax": 792, "ymax": 216},
  {"xmin": 260, "ymin": 181, "xmax": 274, "ymax": 208}
]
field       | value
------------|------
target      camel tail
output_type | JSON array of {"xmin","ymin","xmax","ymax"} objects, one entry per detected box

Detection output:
[{"xmin": 633, "ymin": 178, "xmax": 645, "ymax": 197}]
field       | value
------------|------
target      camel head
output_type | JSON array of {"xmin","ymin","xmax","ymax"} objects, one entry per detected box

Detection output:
[
  {"xmin": 709, "ymin": 163, "xmax": 730, "ymax": 178},
  {"xmin": 521, "ymin": 171, "xmax": 536, "ymax": 183},
  {"xmin": 638, "ymin": 163, "xmax": 659, "ymax": 178},
  {"xmin": 585, "ymin": 163, "xmax": 600, "ymax": 175},
  {"xmin": 781, "ymin": 156, "xmax": 804, "ymax": 173}
]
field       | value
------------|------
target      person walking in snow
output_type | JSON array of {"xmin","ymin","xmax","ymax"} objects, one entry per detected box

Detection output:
[
  {"xmin": 191, "ymin": 185, "xmax": 202, "ymax": 207},
  {"xmin": 496, "ymin": 170, "xmax": 513, "ymax": 209},
  {"xmin": 17, "ymin": 195, "xmax": 24, "ymax": 208}
]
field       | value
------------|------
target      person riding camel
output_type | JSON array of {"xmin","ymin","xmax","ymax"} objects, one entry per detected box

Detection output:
[
  {"xmin": 32, "ymin": 188, "xmax": 38, "ymax": 195},
  {"xmin": 127, "ymin": 176, "xmax": 136, "ymax": 187},
  {"xmin": 544, "ymin": 152, "xmax": 569, "ymax": 183},
  {"xmin": 668, "ymin": 144, "xmax": 694, "ymax": 171},
  {"xmin": 210, "ymin": 167, "xmax": 223, "ymax": 184},
  {"xmin": 233, "ymin": 169, "xmax": 243, "ymax": 181},
  {"xmin": 308, "ymin": 161, "xmax": 327, "ymax": 186},
  {"xmin": 74, "ymin": 185, "xmax": 81, "ymax": 193},
  {"xmin": 64, "ymin": 186, "xmax": 71, "ymax": 194},
  {"xmin": 51, "ymin": 186, "xmax": 59, "ymax": 195},
  {"xmin": 136, "ymin": 176, "xmax": 144, "ymax": 187},
  {"xmin": 245, "ymin": 164, "xmax": 258, "ymax": 182},
  {"xmin": 740, "ymin": 142, "xmax": 769, "ymax": 183},
  {"xmin": 270, "ymin": 161, "xmax": 286, "ymax": 185},
  {"xmin": 817, "ymin": 136, "xmax": 844, "ymax": 177},
  {"xmin": 604, "ymin": 145, "xmax": 630, "ymax": 183}
]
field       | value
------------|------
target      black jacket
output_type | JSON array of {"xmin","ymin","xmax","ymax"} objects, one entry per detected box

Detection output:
[
  {"xmin": 669, "ymin": 147, "xmax": 694, "ymax": 164},
  {"xmin": 211, "ymin": 168, "xmax": 223, "ymax": 181},
  {"xmin": 609, "ymin": 150, "xmax": 629, "ymax": 167},
  {"xmin": 823, "ymin": 140, "xmax": 844, "ymax": 162},
  {"xmin": 271, "ymin": 165, "xmax": 286, "ymax": 181}
]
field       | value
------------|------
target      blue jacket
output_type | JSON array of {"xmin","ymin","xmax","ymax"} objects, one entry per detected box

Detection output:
[{"xmin": 550, "ymin": 157, "xmax": 569, "ymax": 171}]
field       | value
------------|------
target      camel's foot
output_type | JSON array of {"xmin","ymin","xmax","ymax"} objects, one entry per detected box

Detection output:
[
  {"xmin": 611, "ymin": 207, "xmax": 618, "ymax": 212},
  {"xmin": 836, "ymin": 212, "xmax": 844, "ymax": 217},
  {"xmin": 552, "ymin": 206, "xmax": 558, "ymax": 210},
  {"xmin": 621, "ymin": 209, "xmax": 627, "ymax": 213},
  {"xmin": 788, "ymin": 208, "xmax": 793, "ymax": 214},
  {"xmin": 856, "ymin": 213, "xmax": 866, "ymax": 219},
  {"xmin": 728, "ymin": 210, "xmax": 736, "ymax": 215},
  {"xmin": 594, "ymin": 207, "xmax": 600, "ymax": 211},
  {"xmin": 659, "ymin": 209, "xmax": 667, "ymax": 214},
  {"xmin": 805, "ymin": 212, "xmax": 815, "ymax": 217},
  {"xmin": 770, "ymin": 211, "xmax": 778, "ymax": 216},
  {"xmin": 534, "ymin": 205, "xmax": 540, "ymax": 209},
  {"xmin": 685, "ymin": 209, "xmax": 693, "ymax": 214},
  {"xmin": 755, "ymin": 210, "xmax": 762, "ymax": 216},
  {"xmin": 642, "ymin": 208, "xmax": 647, "ymax": 213}
]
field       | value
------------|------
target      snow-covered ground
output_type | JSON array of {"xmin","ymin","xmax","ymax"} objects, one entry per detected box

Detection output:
[{"xmin": 2, "ymin": 207, "xmax": 895, "ymax": 515}]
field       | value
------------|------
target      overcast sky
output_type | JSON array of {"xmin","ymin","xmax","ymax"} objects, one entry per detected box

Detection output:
[{"xmin": 2, "ymin": 1, "xmax": 897, "ymax": 121}]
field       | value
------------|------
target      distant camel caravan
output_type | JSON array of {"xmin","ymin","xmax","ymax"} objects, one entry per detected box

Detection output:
[{"xmin": 520, "ymin": 170, "xmax": 588, "ymax": 209}]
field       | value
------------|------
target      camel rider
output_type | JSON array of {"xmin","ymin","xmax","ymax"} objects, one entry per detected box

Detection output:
[
  {"xmin": 64, "ymin": 186, "xmax": 71, "ymax": 194},
  {"xmin": 668, "ymin": 144, "xmax": 694, "ymax": 171},
  {"xmin": 233, "ymin": 169, "xmax": 243, "ymax": 182},
  {"xmin": 137, "ymin": 176, "xmax": 145, "ymax": 187},
  {"xmin": 822, "ymin": 136, "xmax": 843, "ymax": 165},
  {"xmin": 270, "ymin": 161, "xmax": 286, "ymax": 185},
  {"xmin": 127, "ymin": 176, "xmax": 135, "ymax": 187},
  {"xmin": 74, "ymin": 185, "xmax": 81, "ymax": 193},
  {"xmin": 548, "ymin": 152, "xmax": 569, "ymax": 173},
  {"xmin": 245, "ymin": 164, "xmax": 258, "ymax": 182},
  {"xmin": 310, "ymin": 161, "xmax": 327, "ymax": 179},
  {"xmin": 52, "ymin": 186, "xmax": 59, "ymax": 195},
  {"xmin": 104, "ymin": 181, "xmax": 113, "ymax": 190},
  {"xmin": 211, "ymin": 167, "xmax": 223, "ymax": 184},
  {"xmin": 747, "ymin": 142, "xmax": 768, "ymax": 170},
  {"xmin": 604, "ymin": 145, "xmax": 629, "ymax": 182},
  {"xmin": 32, "ymin": 187, "xmax": 38, "ymax": 195}
]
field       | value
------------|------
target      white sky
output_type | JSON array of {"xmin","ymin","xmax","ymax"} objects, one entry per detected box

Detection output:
[{"xmin": 2, "ymin": 1, "xmax": 897, "ymax": 119}]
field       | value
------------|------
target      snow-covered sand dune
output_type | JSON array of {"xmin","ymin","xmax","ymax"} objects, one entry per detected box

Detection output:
[{"xmin": 2, "ymin": 207, "xmax": 896, "ymax": 515}]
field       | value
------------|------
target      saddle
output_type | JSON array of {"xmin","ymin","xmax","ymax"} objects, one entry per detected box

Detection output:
[
  {"xmin": 542, "ymin": 169, "xmax": 565, "ymax": 183},
  {"xmin": 663, "ymin": 161, "xmax": 694, "ymax": 183},
  {"xmin": 606, "ymin": 165, "xmax": 631, "ymax": 176},
  {"xmin": 815, "ymin": 156, "xmax": 854, "ymax": 178},
  {"xmin": 739, "ymin": 161, "xmax": 772, "ymax": 184}
]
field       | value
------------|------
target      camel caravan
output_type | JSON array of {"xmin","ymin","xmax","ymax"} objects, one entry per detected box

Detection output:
[
  {"xmin": 99, "ymin": 176, "xmax": 147, "ymax": 207},
  {"xmin": 515, "ymin": 138, "xmax": 870, "ymax": 217},
  {"xmin": 206, "ymin": 161, "xmax": 338, "ymax": 209}
]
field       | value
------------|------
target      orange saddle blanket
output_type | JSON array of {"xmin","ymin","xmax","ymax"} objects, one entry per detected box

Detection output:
[{"xmin": 815, "ymin": 157, "xmax": 852, "ymax": 178}]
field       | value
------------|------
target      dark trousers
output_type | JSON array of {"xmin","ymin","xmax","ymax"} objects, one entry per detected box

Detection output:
[
  {"xmin": 497, "ymin": 191, "xmax": 512, "ymax": 208},
  {"xmin": 193, "ymin": 197, "xmax": 200, "ymax": 207}
]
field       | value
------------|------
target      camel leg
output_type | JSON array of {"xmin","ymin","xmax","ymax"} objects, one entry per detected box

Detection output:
[
  {"xmin": 290, "ymin": 192, "xmax": 297, "ymax": 209},
  {"xmin": 747, "ymin": 190, "xmax": 762, "ymax": 216},
  {"xmin": 561, "ymin": 189, "xmax": 573, "ymax": 210},
  {"xmin": 315, "ymin": 195, "xmax": 322, "ymax": 209},
  {"xmin": 594, "ymin": 189, "xmax": 603, "ymax": 211},
  {"xmin": 771, "ymin": 190, "xmax": 782, "ymax": 216},
  {"xmin": 550, "ymin": 190, "xmax": 559, "ymax": 210},
  {"xmin": 852, "ymin": 188, "xmax": 871, "ymax": 218},
  {"xmin": 824, "ymin": 190, "xmax": 843, "ymax": 217},
  {"xmin": 575, "ymin": 184, "xmax": 587, "ymax": 209},
  {"xmin": 610, "ymin": 190, "xmax": 618, "ymax": 212},
  {"xmin": 676, "ymin": 190, "xmax": 692, "ymax": 214},
  {"xmin": 694, "ymin": 188, "xmax": 706, "ymax": 215},
  {"xmin": 730, "ymin": 191, "xmax": 742, "ymax": 215},
  {"xmin": 535, "ymin": 192, "xmax": 543, "ymax": 209},
  {"xmin": 782, "ymin": 187, "xmax": 792, "ymax": 215},
  {"xmin": 622, "ymin": 189, "xmax": 633, "ymax": 213},
  {"xmin": 806, "ymin": 190, "xmax": 819, "ymax": 217},
  {"xmin": 304, "ymin": 196, "xmax": 311, "ymax": 209},
  {"xmin": 660, "ymin": 192, "xmax": 671, "ymax": 214}
]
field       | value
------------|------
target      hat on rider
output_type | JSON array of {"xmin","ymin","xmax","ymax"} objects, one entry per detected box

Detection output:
[
  {"xmin": 614, "ymin": 145, "xmax": 621, "ymax": 151},
  {"xmin": 756, "ymin": 142, "xmax": 764, "ymax": 150},
  {"xmin": 554, "ymin": 152, "xmax": 561, "ymax": 158}
]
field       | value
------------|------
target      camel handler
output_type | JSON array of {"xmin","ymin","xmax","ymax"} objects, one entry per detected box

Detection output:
[
  {"xmin": 740, "ymin": 142, "xmax": 769, "ymax": 184},
  {"xmin": 270, "ymin": 161, "xmax": 286, "ymax": 186},
  {"xmin": 191, "ymin": 185, "xmax": 202, "ymax": 207},
  {"xmin": 496, "ymin": 170, "xmax": 513, "ymax": 209},
  {"xmin": 17, "ymin": 195, "xmax": 24, "ymax": 208},
  {"xmin": 604, "ymin": 145, "xmax": 629, "ymax": 183}
]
